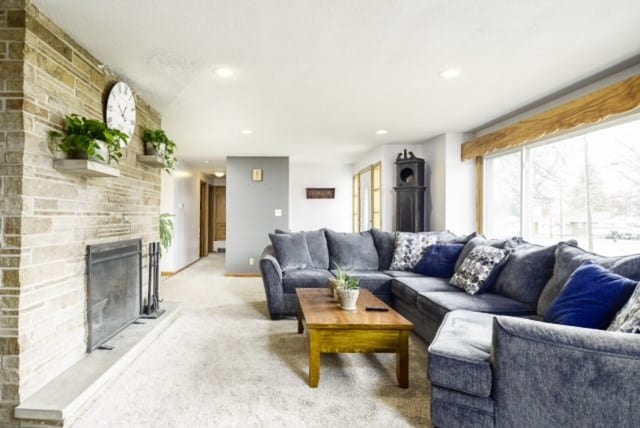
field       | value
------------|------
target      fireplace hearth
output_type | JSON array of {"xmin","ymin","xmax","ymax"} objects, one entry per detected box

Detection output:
[{"xmin": 86, "ymin": 239, "xmax": 142, "ymax": 351}]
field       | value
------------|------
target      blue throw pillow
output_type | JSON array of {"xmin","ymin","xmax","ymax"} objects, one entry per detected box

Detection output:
[
  {"xmin": 545, "ymin": 263, "xmax": 637, "ymax": 329},
  {"xmin": 413, "ymin": 243, "xmax": 464, "ymax": 278}
]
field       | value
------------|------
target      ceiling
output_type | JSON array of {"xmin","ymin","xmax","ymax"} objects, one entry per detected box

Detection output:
[{"xmin": 32, "ymin": 0, "xmax": 640, "ymax": 172}]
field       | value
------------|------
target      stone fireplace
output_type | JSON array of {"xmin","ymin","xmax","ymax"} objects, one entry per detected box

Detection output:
[{"xmin": 0, "ymin": 2, "xmax": 163, "ymax": 426}]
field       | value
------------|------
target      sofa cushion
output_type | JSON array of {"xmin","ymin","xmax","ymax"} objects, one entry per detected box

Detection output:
[
  {"xmin": 609, "ymin": 285, "xmax": 640, "ymax": 333},
  {"xmin": 282, "ymin": 269, "xmax": 334, "ymax": 293},
  {"xmin": 269, "ymin": 233, "xmax": 314, "ymax": 271},
  {"xmin": 383, "ymin": 270, "xmax": 424, "ymax": 278},
  {"xmin": 493, "ymin": 242, "xmax": 557, "ymax": 305},
  {"xmin": 537, "ymin": 242, "xmax": 640, "ymax": 317},
  {"xmin": 413, "ymin": 243, "xmax": 464, "ymax": 278},
  {"xmin": 438, "ymin": 231, "xmax": 478, "ymax": 245},
  {"xmin": 416, "ymin": 291, "xmax": 535, "ymax": 320},
  {"xmin": 303, "ymin": 229, "xmax": 330, "ymax": 269},
  {"xmin": 453, "ymin": 236, "xmax": 512, "ymax": 273},
  {"xmin": 428, "ymin": 310, "xmax": 495, "ymax": 398},
  {"xmin": 450, "ymin": 246, "xmax": 510, "ymax": 295},
  {"xmin": 274, "ymin": 229, "xmax": 329, "ymax": 269},
  {"xmin": 545, "ymin": 263, "xmax": 637, "ymax": 329},
  {"xmin": 371, "ymin": 228, "xmax": 396, "ymax": 270},
  {"xmin": 389, "ymin": 232, "xmax": 439, "ymax": 271},
  {"xmin": 392, "ymin": 277, "xmax": 461, "ymax": 306},
  {"xmin": 325, "ymin": 229, "xmax": 378, "ymax": 271},
  {"xmin": 330, "ymin": 270, "xmax": 392, "ymax": 295}
]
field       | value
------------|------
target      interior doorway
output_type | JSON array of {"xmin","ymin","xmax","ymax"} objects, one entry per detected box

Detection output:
[
  {"xmin": 213, "ymin": 186, "xmax": 226, "ymax": 251},
  {"xmin": 353, "ymin": 162, "xmax": 382, "ymax": 232},
  {"xmin": 199, "ymin": 181, "xmax": 209, "ymax": 257}
]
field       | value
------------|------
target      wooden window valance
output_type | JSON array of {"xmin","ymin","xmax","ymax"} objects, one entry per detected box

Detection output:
[{"xmin": 461, "ymin": 74, "xmax": 640, "ymax": 161}]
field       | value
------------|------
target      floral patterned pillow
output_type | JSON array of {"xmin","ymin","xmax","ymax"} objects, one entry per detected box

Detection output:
[
  {"xmin": 608, "ymin": 284, "xmax": 640, "ymax": 333},
  {"xmin": 450, "ymin": 245, "xmax": 510, "ymax": 295},
  {"xmin": 389, "ymin": 232, "xmax": 438, "ymax": 271}
]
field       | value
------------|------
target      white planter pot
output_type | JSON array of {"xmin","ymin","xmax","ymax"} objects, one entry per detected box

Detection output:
[
  {"xmin": 144, "ymin": 141, "xmax": 166, "ymax": 157},
  {"xmin": 337, "ymin": 288, "xmax": 360, "ymax": 311}
]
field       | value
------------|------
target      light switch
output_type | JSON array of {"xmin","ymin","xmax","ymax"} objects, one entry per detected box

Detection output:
[{"xmin": 274, "ymin": 209, "xmax": 282, "ymax": 217}]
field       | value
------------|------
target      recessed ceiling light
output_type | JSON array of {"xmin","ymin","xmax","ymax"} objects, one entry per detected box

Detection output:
[
  {"xmin": 439, "ymin": 68, "xmax": 461, "ymax": 79},
  {"xmin": 214, "ymin": 67, "xmax": 234, "ymax": 78},
  {"xmin": 375, "ymin": 129, "xmax": 388, "ymax": 135},
  {"xmin": 213, "ymin": 171, "xmax": 226, "ymax": 178},
  {"xmin": 241, "ymin": 129, "xmax": 253, "ymax": 135}
]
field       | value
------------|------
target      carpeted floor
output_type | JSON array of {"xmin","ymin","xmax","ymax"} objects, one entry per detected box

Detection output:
[{"xmin": 71, "ymin": 254, "xmax": 432, "ymax": 427}]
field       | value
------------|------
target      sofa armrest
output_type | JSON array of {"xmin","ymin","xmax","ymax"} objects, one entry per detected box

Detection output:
[
  {"xmin": 259, "ymin": 245, "xmax": 284, "ymax": 319},
  {"xmin": 491, "ymin": 316, "xmax": 640, "ymax": 428}
]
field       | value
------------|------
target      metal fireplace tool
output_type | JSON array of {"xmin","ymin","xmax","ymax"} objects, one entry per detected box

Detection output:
[{"xmin": 140, "ymin": 241, "xmax": 165, "ymax": 319}]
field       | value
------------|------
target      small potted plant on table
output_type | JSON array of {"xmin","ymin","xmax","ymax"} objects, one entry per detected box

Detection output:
[
  {"xmin": 142, "ymin": 128, "xmax": 177, "ymax": 174},
  {"xmin": 48, "ymin": 114, "xmax": 128, "ymax": 164},
  {"xmin": 330, "ymin": 265, "xmax": 361, "ymax": 310}
]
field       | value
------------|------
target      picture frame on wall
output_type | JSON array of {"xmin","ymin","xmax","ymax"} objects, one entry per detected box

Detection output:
[
  {"xmin": 306, "ymin": 188, "xmax": 335, "ymax": 199},
  {"xmin": 252, "ymin": 168, "xmax": 263, "ymax": 182}
]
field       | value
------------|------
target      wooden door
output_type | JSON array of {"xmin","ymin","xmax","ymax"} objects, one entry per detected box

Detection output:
[
  {"xmin": 199, "ymin": 181, "xmax": 208, "ymax": 257},
  {"xmin": 214, "ymin": 186, "xmax": 226, "ymax": 241},
  {"xmin": 208, "ymin": 185, "xmax": 215, "ymax": 253}
]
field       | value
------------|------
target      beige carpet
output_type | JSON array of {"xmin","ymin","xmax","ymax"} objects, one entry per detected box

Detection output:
[{"xmin": 71, "ymin": 254, "xmax": 432, "ymax": 427}]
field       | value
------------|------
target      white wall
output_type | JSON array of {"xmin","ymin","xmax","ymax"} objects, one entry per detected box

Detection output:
[
  {"xmin": 421, "ymin": 133, "xmax": 475, "ymax": 234},
  {"xmin": 160, "ymin": 163, "xmax": 212, "ymax": 273},
  {"xmin": 422, "ymin": 135, "xmax": 446, "ymax": 230},
  {"xmin": 443, "ymin": 133, "xmax": 475, "ymax": 233},
  {"xmin": 289, "ymin": 162, "xmax": 352, "ymax": 232}
]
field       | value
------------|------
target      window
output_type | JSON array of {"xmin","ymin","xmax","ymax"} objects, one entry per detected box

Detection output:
[{"xmin": 484, "ymin": 117, "xmax": 640, "ymax": 256}]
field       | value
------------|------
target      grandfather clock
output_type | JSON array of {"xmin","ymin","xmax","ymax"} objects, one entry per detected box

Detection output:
[{"xmin": 394, "ymin": 149, "xmax": 426, "ymax": 232}]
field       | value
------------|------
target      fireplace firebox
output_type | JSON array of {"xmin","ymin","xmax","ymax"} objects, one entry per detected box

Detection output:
[{"xmin": 86, "ymin": 239, "xmax": 142, "ymax": 351}]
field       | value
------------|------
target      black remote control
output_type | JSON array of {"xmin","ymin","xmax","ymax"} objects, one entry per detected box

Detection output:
[{"xmin": 365, "ymin": 306, "xmax": 389, "ymax": 311}]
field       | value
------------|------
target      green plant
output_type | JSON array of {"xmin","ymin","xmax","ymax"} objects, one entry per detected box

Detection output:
[
  {"xmin": 334, "ymin": 264, "xmax": 360, "ymax": 290},
  {"xmin": 159, "ymin": 213, "xmax": 175, "ymax": 255},
  {"xmin": 142, "ymin": 128, "xmax": 177, "ymax": 174},
  {"xmin": 48, "ymin": 114, "xmax": 129, "ymax": 164}
]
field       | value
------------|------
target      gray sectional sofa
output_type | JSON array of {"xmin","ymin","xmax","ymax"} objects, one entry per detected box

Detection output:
[{"xmin": 259, "ymin": 228, "xmax": 640, "ymax": 427}]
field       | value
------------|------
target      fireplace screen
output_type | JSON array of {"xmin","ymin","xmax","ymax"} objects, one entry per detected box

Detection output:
[{"xmin": 87, "ymin": 239, "xmax": 142, "ymax": 351}]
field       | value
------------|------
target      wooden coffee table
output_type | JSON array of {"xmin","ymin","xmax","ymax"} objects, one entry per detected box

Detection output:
[{"xmin": 296, "ymin": 288, "xmax": 414, "ymax": 388}]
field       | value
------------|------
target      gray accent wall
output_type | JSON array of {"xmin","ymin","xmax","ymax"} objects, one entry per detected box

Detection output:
[{"xmin": 226, "ymin": 156, "xmax": 289, "ymax": 273}]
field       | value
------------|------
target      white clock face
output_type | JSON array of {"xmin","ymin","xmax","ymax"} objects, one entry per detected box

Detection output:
[{"xmin": 106, "ymin": 81, "xmax": 136, "ymax": 144}]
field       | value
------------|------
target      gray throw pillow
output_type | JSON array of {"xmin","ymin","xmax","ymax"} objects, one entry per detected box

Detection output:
[
  {"xmin": 450, "ymin": 245, "xmax": 510, "ymax": 295},
  {"xmin": 608, "ymin": 284, "xmax": 640, "ymax": 333},
  {"xmin": 389, "ymin": 232, "xmax": 438, "ymax": 271},
  {"xmin": 537, "ymin": 242, "xmax": 640, "ymax": 317},
  {"xmin": 493, "ymin": 243, "xmax": 557, "ymax": 305},
  {"xmin": 325, "ymin": 229, "xmax": 378, "ymax": 271},
  {"xmin": 269, "ymin": 233, "xmax": 314, "ymax": 271},
  {"xmin": 371, "ymin": 228, "xmax": 396, "ymax": 270}
]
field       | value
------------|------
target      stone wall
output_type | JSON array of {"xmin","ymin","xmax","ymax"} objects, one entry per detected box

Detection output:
[
  {"xmin": 0, "ymin": 0, "xmax": 27, "ymax": 423},
  {"xmin": 0, "ymin": 1, "xmax": 163, "ymax": 426}
]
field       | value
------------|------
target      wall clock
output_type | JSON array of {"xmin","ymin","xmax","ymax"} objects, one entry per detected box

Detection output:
[{"xmin": 106, "ymin": 81, "xmax": 136, "ymax": 144}]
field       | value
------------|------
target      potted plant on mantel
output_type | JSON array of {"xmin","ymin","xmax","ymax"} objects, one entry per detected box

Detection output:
[
  {"xmin": 330, "ymin": 265, "xmax": 361, "ymax": 310},
  {"xmin": 48, "ymin": 114, "xmax": 129, "ymax": 165},
  {"xmin": 142, "ymin": 128, "xmax": 177, "ymax": 174}
]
